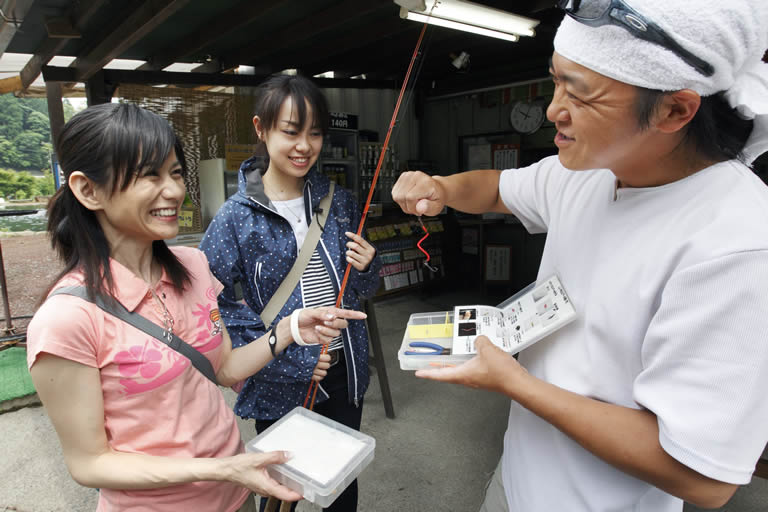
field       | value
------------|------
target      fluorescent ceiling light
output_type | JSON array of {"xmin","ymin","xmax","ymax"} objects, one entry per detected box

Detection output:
[
  {"xmin": 402, "ymin": 10, "xmax": 519, "ymax": 42},
  {"xmin": 395, "ymin": 0, "xmax": 539, "ymax": 41}
]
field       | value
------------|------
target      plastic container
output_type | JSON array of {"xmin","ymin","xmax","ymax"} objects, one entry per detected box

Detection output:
[
  {"xmin": 399, "ymin": 276, "xmax": 576, "ymax": 370},
  {"xmin": 398, "ymin": 311, "xmax": 473, "ymax": 370},
  {"xmin": 245, "ymin": 406, "xmax": 375, "ymax": 507}
]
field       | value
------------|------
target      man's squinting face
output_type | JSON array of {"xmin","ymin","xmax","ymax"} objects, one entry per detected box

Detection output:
[{"xmin": 547, "ymin": 52, "xmax": 653, "ymax": 175}]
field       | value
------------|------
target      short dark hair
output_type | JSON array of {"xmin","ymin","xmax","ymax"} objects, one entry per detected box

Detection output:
[
  {"xmin": 43, "ymin": 103, "xmax": 191, "ymax": 305},
  {"xmin": 634, "ymin": 88, "xmax": 754, "ymax": 162},
  {"xmin": 255, "ymin": 74, "xmax": 329, "ymax": 135}
]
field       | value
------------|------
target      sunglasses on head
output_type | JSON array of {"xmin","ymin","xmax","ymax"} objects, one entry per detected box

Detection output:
[{"xmin": 557, "ymin": 0, "xmax": 714, "ymax": 77}]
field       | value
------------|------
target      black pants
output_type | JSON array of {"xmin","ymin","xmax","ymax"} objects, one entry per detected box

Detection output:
[{"xmin": 256, "ymin": 353, "xmax": 364, "ymax": 512}]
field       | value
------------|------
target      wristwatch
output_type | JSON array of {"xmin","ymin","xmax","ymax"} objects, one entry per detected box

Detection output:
[{"xmin": 267, "ymin": 326, "xmax": 278, "ymax": 358}]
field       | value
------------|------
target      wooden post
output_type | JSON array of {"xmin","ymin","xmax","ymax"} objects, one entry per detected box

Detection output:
[
  {"xmin": 45, "ymin": 82, "xmax": 65, "ymax": 153},
  {"xmin": 85, "ymin": 71, "xmax": 116, "ymax": 106}
]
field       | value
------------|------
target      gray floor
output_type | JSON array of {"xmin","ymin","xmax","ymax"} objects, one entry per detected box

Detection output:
[{"xmin": 1, "ymin": 288, "xmax": 767, "ymax": 511}]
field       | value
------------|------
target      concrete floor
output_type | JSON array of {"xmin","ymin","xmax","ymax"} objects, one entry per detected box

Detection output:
[{"xmin": 1, "ymin": 286, "xmax": 767, "ymax": 511}]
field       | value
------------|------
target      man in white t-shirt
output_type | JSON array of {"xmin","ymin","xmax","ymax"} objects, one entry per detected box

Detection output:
[{"xmin": 392, "ymin": 1, "xmax": 768, "ymax": 511}]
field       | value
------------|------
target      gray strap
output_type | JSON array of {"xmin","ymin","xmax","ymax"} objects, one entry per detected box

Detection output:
[
  {"xmin": 49, "ymin": 286, "xmax": 218, "ymax": 385},
  {"xmin": 261, "ymin": 182, "xmax": 335, "ymax": 327}
]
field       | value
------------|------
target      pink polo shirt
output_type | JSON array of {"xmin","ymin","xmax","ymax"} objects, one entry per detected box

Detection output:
[{"xmin": 27, "ymin": 246, "xmax": 251, "ymax": 512}]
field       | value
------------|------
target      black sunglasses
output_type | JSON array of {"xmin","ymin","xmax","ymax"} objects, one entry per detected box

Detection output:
[{"xmin": 557, "ymin": 0, "xmax": 714, "ymax": 77}]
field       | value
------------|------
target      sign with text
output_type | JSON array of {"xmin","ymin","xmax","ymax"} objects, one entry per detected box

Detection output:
[
  {"xmin": 178, "ymin": 209, "xmax": 195, "ymax": 228},
  {"xmin": 485, "ymin": 245, "xmax": 512, "ymax": 281},
  {"xmin": 330, "ymin": 112, "xmax": 358, "ymax": 130}
]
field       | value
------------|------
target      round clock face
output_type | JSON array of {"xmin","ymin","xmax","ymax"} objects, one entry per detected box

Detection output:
[{"xmin": 510, "ymin": 101, "xmax": 545, "ymax": 134}]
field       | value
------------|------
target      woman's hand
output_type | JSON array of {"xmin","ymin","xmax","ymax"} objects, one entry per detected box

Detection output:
[
  {"xmin": 296, "ymin": 306, "xmax": 367, "ymax": 345},
  {"xmin": 345, "ymin": 231, "xmax": 376, "ymax": 271},
  {"xmin": 312, "ymin": 353, "xmax": 331, "ymax": 382},
  {"xmin": 223, "ymin": 451, "xmax": 302, "ymax": 501}
]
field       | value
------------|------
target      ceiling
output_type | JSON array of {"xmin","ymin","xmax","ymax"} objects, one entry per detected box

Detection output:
[{"xmin": 1, "ymin": 0, "xmax": 564, "ymax": 97}]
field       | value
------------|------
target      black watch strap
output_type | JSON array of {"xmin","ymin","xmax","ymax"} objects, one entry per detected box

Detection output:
[{"xmin": 267, "ymin": 326, "xmax": 278, "ymax": 358}]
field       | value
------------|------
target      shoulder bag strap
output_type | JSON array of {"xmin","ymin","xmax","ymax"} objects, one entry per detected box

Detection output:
[
  {"xmin": 49, "ymin": 286, "xmax": 218, "ymax": 385},
  {"xmin": 260, "ymin": 181, "xmax": 335, "ymax": 327}
]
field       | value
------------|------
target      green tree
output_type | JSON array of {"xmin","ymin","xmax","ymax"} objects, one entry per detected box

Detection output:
[
  {"xmin": 13, "ymin": 132, "xmax": 47, "ymax": 170},
  {"xmin": 34, "ymin": 169, "xmax": 55, "ymax": 196},
  {"xmin": 25, "ymin": 110, "xmax": 51, "ymax": 142},
  {"xmin": 0, "ymin": 136, "xmax": 22, "ymax": 169},
  {"xmin": 0, "ymin": 169, "xmax": 15, "ymax": 198},
  {"xmin": 63, "ymin": 98, "xmax": 76, "ymax": 122},
  {"xmin": 0, "ymin": 95, "xmax": 24, "ymax": 140},
  {"xmin": 22, "ymin": 97, "xmax": 49, "ymax": 116},
  {"xmin": 0, "ymin": 169, "xmax": 36, "ymax": 199}
]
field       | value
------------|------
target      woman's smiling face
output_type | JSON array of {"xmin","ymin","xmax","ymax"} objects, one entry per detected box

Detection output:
[
  {"xmin": 94, "ymin": 150, "xmax": 186, "ymax": 247},
  {"xmin": 255, "ymin": 97, "xmax": 324, "ymax": 179}
]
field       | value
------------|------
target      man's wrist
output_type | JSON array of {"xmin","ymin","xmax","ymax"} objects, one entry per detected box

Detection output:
[{"xmin": 432, "ymin": 175, "xmax": 451, "ymax": 207}]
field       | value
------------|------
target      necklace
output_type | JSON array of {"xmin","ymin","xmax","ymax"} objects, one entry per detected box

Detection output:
[
  {"xmin": 266, "ymin": 183, "xmax": 305, "ymax": 224},
  {"xmin": 280, "ymin": 201, "xmax": 305, "ymax": 224},
  {"xmin": 149, "ymin": 288, "xmax": 174, "ymax": 341}
]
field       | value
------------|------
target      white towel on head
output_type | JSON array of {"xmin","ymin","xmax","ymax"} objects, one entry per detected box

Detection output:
[{"xmin": 554, "ymin": 0, "xmax": 768, "ymax": 163}]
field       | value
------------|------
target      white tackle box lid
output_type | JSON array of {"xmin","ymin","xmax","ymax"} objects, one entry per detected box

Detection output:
[{"xmin": 245, "ymin": 406, "xmax": 375, "ymax": 507}]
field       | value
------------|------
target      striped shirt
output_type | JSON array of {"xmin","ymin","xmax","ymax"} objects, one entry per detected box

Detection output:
[{"xmin": 301, "ymin": 250, "xmax": 342, "ymax": 351}]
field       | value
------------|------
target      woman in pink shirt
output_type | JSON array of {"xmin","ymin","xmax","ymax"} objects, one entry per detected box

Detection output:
[{"xmin": 26, "ymin": 103, "xmax": 366, "ymax": 512}]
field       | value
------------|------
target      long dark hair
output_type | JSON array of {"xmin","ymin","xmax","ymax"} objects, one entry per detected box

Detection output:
[
  {"xmin": 43, "ymin": 103, "xmax": 191, "ymax": 304},
  {"xmin": 635, "ymin": 88, "xmax": 754, "ymax": 163},
  {"xmin": 253, "ymin": 74, "xmax": 330, "ymax": 167}
]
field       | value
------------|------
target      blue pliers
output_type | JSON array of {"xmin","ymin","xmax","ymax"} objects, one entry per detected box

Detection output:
[{"xmin": 405, "ymin": 341, "xmax": 451, "ymax": 355}]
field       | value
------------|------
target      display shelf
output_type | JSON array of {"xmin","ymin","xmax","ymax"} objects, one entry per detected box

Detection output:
[
  {"xmin": 359, "ymin": 142, "xmax": 400, "ymax": 205},
  {"xmin": 366, "ymin": 216, "xmax": 447, "ymax": 297},
  {"xmin": 319, "ymin": 124, "xmax": 359, "ymax": 195}
]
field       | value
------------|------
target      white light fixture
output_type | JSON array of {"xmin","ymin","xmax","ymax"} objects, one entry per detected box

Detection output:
[
  {"xmin": 395, "ymin": 0, "xmax": 539, "ymax": 42},
  {"xmin": 451, "ymin": 51, "xmax": 470, "ymax": 70}
]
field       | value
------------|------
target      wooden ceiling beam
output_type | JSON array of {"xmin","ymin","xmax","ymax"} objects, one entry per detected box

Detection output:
[
  {"xmin": 299, "ymin": 31, "xmax": 427, "ymax": 78},
  {"xmin": 204, "ymin": 0, "xmax": 392, "ymax": 72},
  {"xmin": 42, "ymin": 65, "xmax": 398, "ymax": 90},
  {"xmin": 69, "ymin": 0, "xmax": 192, "ymax": 81},
  {"xmin": 19, "ymin": 0, "xmax": 105, "ymax": 90},
  {"xmin": 0, "ymin": 0, "xmax": 34, "ymax": 55},
  {"xmin": 262, "ymin": 18, "xmax": 415, "ymax": 72},
  {"xmin": 137, "ymin": 0, "xmax": 285, "ymax": 71}
]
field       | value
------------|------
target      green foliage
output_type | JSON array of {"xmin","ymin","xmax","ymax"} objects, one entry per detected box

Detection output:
[
  {"xmin": 0, "ymin": 95, "xmax": 24, "ymax": 140},
  {"xmin": 0, "ymin": 136, "xmax": 21, "ymax": 169},
  {"xmin": 13, "ymin": 132, "xmax": 48, "ymax": 170},
  {"xmin": 0, "ymin": 168, "xmax": 53, "ymax": 200},
  {"xmin": 63, "ymin": 99, "xmax": 76, "ymax": 122},
  {"xmin": 26, "ymin": 111, "xmax": 51, "ymax": 142},
  {"xmin": 0, "ymin": 94, "xmax": 56, "ymax": 171}
]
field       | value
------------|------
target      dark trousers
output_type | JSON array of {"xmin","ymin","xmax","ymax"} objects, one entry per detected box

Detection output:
[{"xmin": 256, "ymin": 354, "xmax": 364, "ymax": 512}]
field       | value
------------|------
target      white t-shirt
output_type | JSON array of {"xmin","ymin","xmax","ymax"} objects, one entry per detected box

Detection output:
[
  {"xmin": 273, "ymin": 197, "xmax": 342, "ymax": 350},
  {"xmin": 497, "ymin": 156, "xmax": 768, "ymax": 512}
]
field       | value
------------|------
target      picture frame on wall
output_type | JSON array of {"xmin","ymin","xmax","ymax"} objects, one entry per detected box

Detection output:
[{"xmin": 484, "ymin": 245, "xmax": 512, "ymax": 282}]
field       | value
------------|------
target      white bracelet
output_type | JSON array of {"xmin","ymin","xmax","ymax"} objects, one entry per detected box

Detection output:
[{"xmin": 291, "ymin": 309, "xmax": 308, "ymax": 346}]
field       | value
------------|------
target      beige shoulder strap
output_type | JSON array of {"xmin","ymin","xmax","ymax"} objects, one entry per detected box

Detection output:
[{"xmin": 260, "ymin": 182, "xmax": 335, "ymax": 327}]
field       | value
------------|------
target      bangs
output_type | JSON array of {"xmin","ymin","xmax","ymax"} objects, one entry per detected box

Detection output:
[
  {"xmin": 104, "ymin": 104, "xmax": 177, "ymax": 193},
  {"xmin": 257, "ymin": 75, "xmax": 330, "ymax": 135}
]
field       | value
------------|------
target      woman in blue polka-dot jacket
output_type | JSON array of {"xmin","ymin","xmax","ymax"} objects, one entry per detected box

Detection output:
[{"xmin": 200, "ymin": 75, "xmax": 380, "ymax": 511}]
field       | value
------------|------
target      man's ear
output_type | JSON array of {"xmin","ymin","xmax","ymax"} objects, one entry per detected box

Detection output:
[
  {"xmin": 68, "ymin": 171, "xmax": 105, "ymax": 212},
  {"xmin": 655, "ymin": 89, "xmax": 701, "ymax": 134}
]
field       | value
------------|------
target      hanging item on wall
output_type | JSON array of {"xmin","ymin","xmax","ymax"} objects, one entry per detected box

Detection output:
[{"xmin": 509, "ymin": 100, "xmax": 545, "ymax": 134}]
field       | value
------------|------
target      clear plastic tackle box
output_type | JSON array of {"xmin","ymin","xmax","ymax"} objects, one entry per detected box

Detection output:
[
  {"xmin": 398, "ymin": 311, "xmax": 473, "ymax": 370},
  {"xmin": 245, "ymin": 406, "xmax": 376, "ymax": 507}
]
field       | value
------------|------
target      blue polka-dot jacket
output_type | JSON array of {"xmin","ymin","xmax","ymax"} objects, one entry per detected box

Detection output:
[{"xmin": 200, "ymin": 156, "xmax": 381, "ymax": 420}]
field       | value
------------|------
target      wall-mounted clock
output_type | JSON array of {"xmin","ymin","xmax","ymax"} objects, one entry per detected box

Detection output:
[{"xmin": 509, "ymin": 101, "xmax": 545, "ymax": 134}]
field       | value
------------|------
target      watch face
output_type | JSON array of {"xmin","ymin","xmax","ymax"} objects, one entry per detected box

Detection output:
[{"xmin": 510, "ymin": 101, "xmax": 545, "ymax": 134}]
